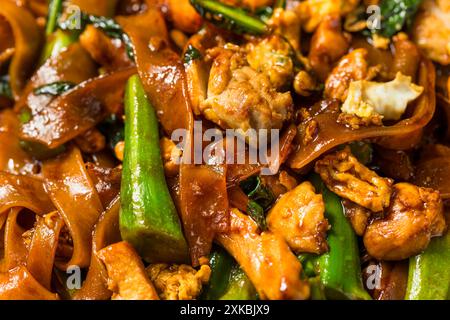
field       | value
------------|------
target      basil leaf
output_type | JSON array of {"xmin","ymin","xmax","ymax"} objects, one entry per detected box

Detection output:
[
  {"xmin": 240, "ymin": 176, "xmax": 275, "ymax": 210},
  {"xmin": 34, "ymin": 81, "xmax": 76, "ymax": 96},
  {"xmin": 184, "ymin": 45, "xmax": 202, "ymax": 64},
  {"xmin": 247, "ymin": 200, "xmax": 267, "ymax": 231},
  {"xmin": 0, "ymin": 77, "xmax": 12, "ymax": 99}
]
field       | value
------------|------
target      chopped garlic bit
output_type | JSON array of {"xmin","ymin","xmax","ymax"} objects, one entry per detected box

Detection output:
[{"xmin": 341, "ymin": 72, "xmax": 424, "ymax": 121}]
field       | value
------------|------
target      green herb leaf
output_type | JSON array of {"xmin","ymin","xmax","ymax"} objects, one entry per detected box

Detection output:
[
  {"xmin": 240, "ymin": 176, "xmax": 275, "ymax": 210},
  {"xmin": 46, "ymin": 0, "xmax": 64, "ymax": 35},
  {"xmin": 190, "ymin": 0, "xmax": 269, "ymax": 35},
  {"xmin": 368, "ymin": 0, "xmax": 422, "ymax": 38},
  {"xmin": 0, "ymin": 77, "xmax": 12, "ymax": 99},
  {"xmin": 247, "ymin": 200, "xmax": 267, "ymax": 231},
  {"xmin": 34, "ymin": 81, "xmax": 76, "ymax": 96},
  {"xmin": 184, "ymin": 45, "xmax": 203, "ymax": 64},
  {"xmin": 59, "ymin": 13, "xmax": 135, "ymax": 60}
]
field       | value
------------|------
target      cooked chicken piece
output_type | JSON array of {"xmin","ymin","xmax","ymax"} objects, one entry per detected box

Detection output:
[
  {"xmin": 97, "ymin": 241, "xmax": 159, "ymax": 300},
  {"xmin": 391, "ymin": 33, "xmax": 421, "ymax": 79},
  {"xmin": 146, "ymin": 264, "xmax": 211, "ymax": 300},
  {"xmin": 267, "ymin": 182, "xmax": 329, "ymax": 254},
  {"xmin": 79, "ymin": 25, "xmax": 133, "ymax": 72},
  {"xmin": 246, "ymin": 35, "xmax": 295, "ymax": 89},
  {"xmin": 297, "ymin": 0, "xmax": 360, "ymax": 32},
  {"xmin": 166, "ymin": 0, "xmax": 202, "ymax": 34},
  {"xmin": 337, "ymin": 112, "xmax": 383, "ymax": 130},
  {"xmin": 308, "ymin": 15, "xmax": 351, "ymax": 81},
  {"xmin": 342, "ymin": 199, "xmax": 371, "ymax": 236},
  {"xmin": 201, "ymin": 46, "xmax": 293, "ymax": 131},
  {"xmin": 325, "ymin": 49, "xmax": 379, "ymax": 102},
  {"xmin": 216, "ymin": 209, "xmax": 310, "ymax": 300},
  {"xmin": 364, "ymin": 183, "xmax": 447, "ymax": 261},
  {"xmin": 341, "ymin": 72, "xmax": 424, "ymax": 121},
  {"xmin": 268, "ymin": 8, "xmax": 302, "ymax": 51},
  {"xmin": 315, "ymin": 148, "xmax": 393, "ymax": 212},
  {"xmin": 412, "ymin": 0, "xmax": 450, "ymax": 65},
  {"xmin": 294, "ymin": 70, "xmax": 318, "ymax": 96}
]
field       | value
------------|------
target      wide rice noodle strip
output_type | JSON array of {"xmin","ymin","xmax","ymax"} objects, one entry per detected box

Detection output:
[
  {"xmin": 119, "ymin": 9, "xmax": 229, "ymax": 265},
  {"xmin": 27, "ymin": 212, "xmax": 64, "ymax": 290},
  {"xmin": 42, "ymin": 146, "xmax": 104, "ymax": 269},
  {"xmin": 289, "ymin": 59, "xmax": 436, "ymax": 170},
  {"xmin": 414, "ymin": 157, "xmax": 450, "ymax": 199},
  {"xmin": 0, "ymin": 208, "xmax": 28, "ymax": 272},
  {"xmin": 15, "ymin": 43, "xmax": 98, "ymax": 115},
  {"xmin": 0, "ymin": 266, "xmax": 59, "ymax": 300},
  {"xmin": 0, "ymin": 173, "xmax": 54, "ymax": 215},
  {"xmin": 74, "ymin": 197, "xmax": 121, "ymax": 300},
  {"xmin": 0, "ymin": 1, "xmax": 42, "ymax": 98},
  {"xmin": 20, "ymin": 67, "xmax": 135, "ymax": 149},
  {"xmin": 0, "ymin": 110, "xmax": 34, "ymax": 174}
]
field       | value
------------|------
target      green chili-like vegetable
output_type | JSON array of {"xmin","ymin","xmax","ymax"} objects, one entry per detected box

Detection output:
[
  {"xmin": 190, "ymin": 0, "xmax": 269, "ymax": 35},
  {"xmin": 34, "ymin": 81, "xmax": 76, "ymax": 96},
  {"xmin": 120, "ymin": 75, "xmax": 189, "ymax": 264},
  {"xmin": 46, "ymin": 0, "xmax": 64, "ymax": 35},
  {"xmin": 405, "ymin": 231, "xmax": 450, "ymax": 300},
  {"xmin": 310, "ymin": 174, "xmax": 372, "ymax": 300},
  {"xmin": 202, "ymin": 247, "xmax": 257, "ymax": 300},
  {"xmin": 40, "ymin": 29, "xmax": 78, "ymax": 64}
]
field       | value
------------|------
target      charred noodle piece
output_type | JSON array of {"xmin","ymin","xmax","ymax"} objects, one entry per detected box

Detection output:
[
  {"xmin": 406, "ymin": 230, "xmax": 450, "ymax": 300},
  {"xmin": 311, "ymin": 174, "xmax": 371, "ymax": 300},
  {"xmin": 288, "ymin": 59, "xmax": 436, "ymax": 170},
  {"xmin": 315, "ymin": 149, "xmax": 393, "ymax": 212},
  {"xmin": 120, "ymin": 75, "xmax": 189, "ymax": 264},
  {"xmin": 203, "ymin": 247, "xmax": 257, "ymax": 300},
  {"xmin": 97, "ymin": 241, "xmax": 159, "ymax": 300},
  {"xmin": 42, "ymin": 146, "xmax": 104, "ymax": 269},
  {"xmin": 118, "ymin": 8, "xmax": 229, "ymax": 265},
  {"xmin": 74, "ymin": 197, "xmax": 121, "ymax": 300},
  {"xmin": 20, "ymin": 67, "xmax": 135, "ymax": 149},
  {"xmin": 70, "ymin": 0, "xmax": 119, "ymax": 17},
  {"xmin": 216, "ymin": 209, "xmax": 310, "ymax": 300},
  {"xmin": 0, "ymin": 266, "xmax": 59, "ymax": 300},
  {"xmin": 190, "ymin": 0, "xmax": 269, "ymax": 35},
  {"xmin": 0, "ymin": 2, "xmax": 43, "ymax": 98}
]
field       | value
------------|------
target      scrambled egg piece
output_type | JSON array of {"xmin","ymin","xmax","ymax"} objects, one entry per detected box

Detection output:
[
  {"xmin": 364, "ymin": 183, "xmax": 447, "ymax": 261},
  {"xmin": 146, "ymin": 264, "xmax": 211, "ymax": 300},
  {"xmin": 315, "ymin": 148, "xmax": 393, "ymax": 212},
  {"xmin": 297, "ymin": 0, "xmax": 360, "ymax": 32},
  {"xmin": 267, "ymin": 182, "xmax": 329, "ymax": 254},
  {"xmin": 412, "ymin": 0, "xmax": 450, "ymax": 65},
  {"xmin": 342, "ymin": 72, "xmax": 424, "ymax": 121},
  {"xmin": 246, "ymin": 35, "xmax": 294, "ymax": 89},
  {"xmin": 201, "ymin": 46, "xmax": 293, "ymax": 132}
]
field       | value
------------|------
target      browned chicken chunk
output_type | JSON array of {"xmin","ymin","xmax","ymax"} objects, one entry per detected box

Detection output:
[
  {"xmin": 216, "ymin": 209, "xmax": 310, "ymax": 300},
  {"xmin": 201, "ymin": 46, "xmax": 293, "ymax": 132},
  {"xmin": 308, "ymin": 15, "xmax": 351, "ymax": 81},
  {"xmin": 315, "ymin": 148, "xmax": 393, "ymax": 212},
  {"xmin": 325, "ymin": 48, "xmax": 379, "ymax": 102},
  {"xmin": 364, "ymin": 183, "xmax": 447, "ymax": 261},
  {"xmin": 97, "ymin": 241, "xmax": 159, "ymax": 300},
  {"xmin": 342, "ymin": 199, "xmax": 371, "ymax": 236},
  {"xmin": 146, "ymin": 264, "xmax": 211, "ymax": 300},
  {"xmin": 267, "ymin": 182, "xmax": 329, "ymax": 254}
]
